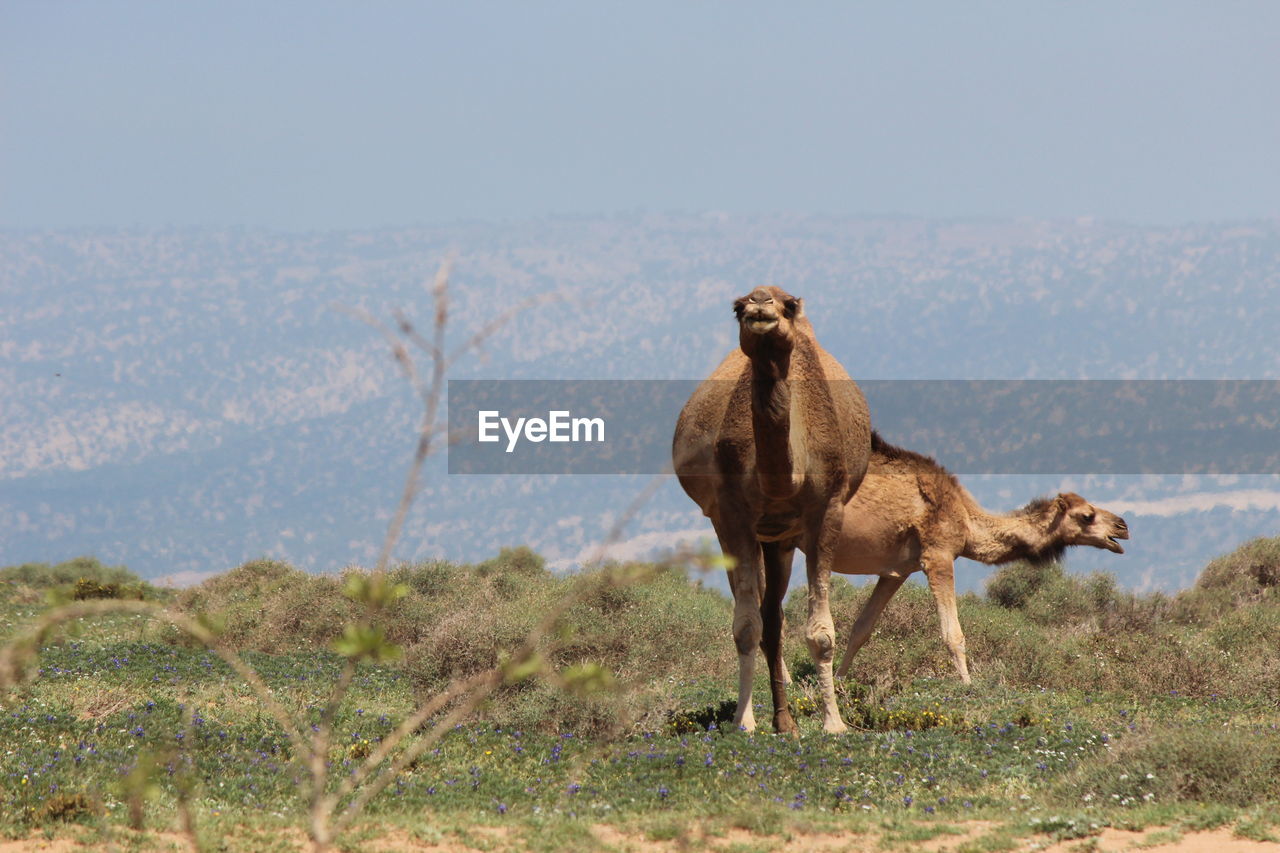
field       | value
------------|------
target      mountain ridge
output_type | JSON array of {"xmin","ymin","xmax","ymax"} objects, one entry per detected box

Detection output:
[{"xmin": 3, "ymin": 215, "xmax": 1278, "ymax": 589}]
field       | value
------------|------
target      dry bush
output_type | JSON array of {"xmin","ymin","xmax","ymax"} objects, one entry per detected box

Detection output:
[
  {"xmin": 176, "ymin": 559, "xmax": 359, "ymax": 653},
  {"xmin": 401, "ymin": 553, "xmax": 733, "ymax": 735},
  {"xmin": 171, "ymin": 548, "xmax": 734, "ymax": 735},
  {"xmin": 1173, "ymin": 536, "xmax": 1280, "ymax": 624},
  {"xmin": 171, "ymin": 537, "xmax": 1280, "ymax": 728},
  {"xmin": 986, "ymin": 560, "xmax": 1062, "ymax": 610},
  {"xmin": 1, "ymin": 556, "xmax": 152, "ymax": 592},
  {"xmin": 1066, "ymin": 723, "xmax": 1280, "ymax": 807},
  {"xmin": 789, "ymin": 555, "xmax": 1279, "ymax": 702}
]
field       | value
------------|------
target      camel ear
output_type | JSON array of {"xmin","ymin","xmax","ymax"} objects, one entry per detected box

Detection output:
[
  {"xmin": 783, "ymin": 296, "xmax": 802, "ymax": 318},
  {"xmin": 1050, "ymin": 494, "xmax": 1069, "ymax": 523},
  {"xmin": 733, "ymin": 296, "xmax": 747, "ymax": 319}
]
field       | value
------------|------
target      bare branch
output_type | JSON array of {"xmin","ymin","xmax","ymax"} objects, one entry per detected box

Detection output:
[
  {"xmin": 331, "ymin": 667, "xmax": 503, "ymax": 835},
  {"xmin": 444, "ymin": 291, "xmax": 562, "ymax": 371},
  {"xmin": 323, "ymin": 668, "xmax": 494, "ymax": 817},
  {"xmin": 390, "ymin": 309, "xmax": 441, "ymax": 368},
  {"xmin": 331, "ymin": 304, "xmax": 427, "ymax": 400},
  {"xmin": 370, "ymin": 260, "xmax": 453, "ymax": 574}
]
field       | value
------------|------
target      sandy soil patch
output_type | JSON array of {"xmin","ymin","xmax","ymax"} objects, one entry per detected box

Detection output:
[
  {"xmin": 1031, "ymin": 826, "xmax": 1280, "ymax": 853},
  {"xmin": 0, "ymin": 830, "xmax": 191, "ymax": 852}
]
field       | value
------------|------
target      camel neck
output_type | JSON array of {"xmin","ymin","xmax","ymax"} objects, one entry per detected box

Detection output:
[
  {"xmin": 961, "ymin": 497, "xmax": 1059, "ymax": 565},
  {"xmin": 748, "ymin": 339, "xmax": 799, "ymax": 499}
]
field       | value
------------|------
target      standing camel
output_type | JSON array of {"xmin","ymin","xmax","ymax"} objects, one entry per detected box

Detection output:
[
  {"xmin": 673, "ymin": 286, "xmax": 870, "ymax": 734},
  {"xmin": 831, "ymin": 432, "xmax": 1129, "ymax": 683}
]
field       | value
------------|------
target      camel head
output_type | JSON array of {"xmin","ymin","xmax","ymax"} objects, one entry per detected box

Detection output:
[
  {"xmin": 1046, "ymin": 492, "xmax": 1130, "ymax": 554},
  {"xmin": 734, "ymin": 286, "xmax": 803, "ymax": 354}
]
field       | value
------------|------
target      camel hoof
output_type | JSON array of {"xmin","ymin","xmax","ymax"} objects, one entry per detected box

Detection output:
[
  {"xmin": 822, "ymin": 718, "xmax": 849, "ymax": 734},
  {"xmin": 773, "ymin": 711, "xmax": 799, "ymax": 736}
]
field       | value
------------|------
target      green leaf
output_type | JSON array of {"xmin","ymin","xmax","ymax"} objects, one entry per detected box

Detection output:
[
  {"xmin": 560, "ymin": 662, "xmax": 616, "ymax": 697},
  {"xmin": 343, "ymin": 574, "xmax": 371, "ymax": 603},
  {"xmin": 500, "ymin": 652, "xmax": 546, "ymax": 684},
  {"xmin": 343, "ymin": 573, "xmax": 410, "ymax": 609},
  {"xmin": 44, "ymin": 586, "xmax": 73, "ymax": 607},
  {"xmin": 332, "ymin": 624, "xmax": 401, "ymax": 661},
  {"xmin": 195, "ymin": 611, "xmax": 226, "ymax": 637}
]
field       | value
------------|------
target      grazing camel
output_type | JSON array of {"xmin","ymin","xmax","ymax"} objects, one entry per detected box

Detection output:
[
  {"xmin": 830, "ymin": 432, "xmax": 1129, "ymax": 683},
  {"xmin": 673, "ymin": 286, "xmax": 870, "ymax": 734}
]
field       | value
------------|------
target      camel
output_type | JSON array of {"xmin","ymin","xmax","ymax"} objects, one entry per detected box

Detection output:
[
  {"xmin": 673, "ymin": 286, "xmax": 871, "ymax": 734},
  {"xmin": 829, "ymin": 432, "xmax": 1130, "ymax": 683}
]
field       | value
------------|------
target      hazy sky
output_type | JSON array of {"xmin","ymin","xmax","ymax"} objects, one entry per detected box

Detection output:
[{"xmin": 3, "ymin": 1, "xmax": 1278, "ymax": 229}]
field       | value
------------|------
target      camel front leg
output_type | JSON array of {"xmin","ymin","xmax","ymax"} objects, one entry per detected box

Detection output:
[
  {"xmin": 923, "ymin": 554, "xmax": 971, "ymax": 684},
  {"xmin": 836, "ymin": 572, "xmax": 908, "ymax": 678},
  {"xmin": 805, "ymin": 504, "xmax": 847, "ymax": 734},
  {"xmin": 761, "ymin": 542, "xmax": 796, "ymax": 735},
  {"xmin": 717, "ymin": 525, "xmax": 765, "ymax": 732}
]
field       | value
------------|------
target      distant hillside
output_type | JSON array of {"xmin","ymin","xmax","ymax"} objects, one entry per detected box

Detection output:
[{"xmin": 2, "ymin": 216, "xmax": 1279, "ymax": 587}]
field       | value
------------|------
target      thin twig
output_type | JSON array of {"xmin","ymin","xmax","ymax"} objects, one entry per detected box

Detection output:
[
  {"xmin": 322, "ymin": 668, "xmax": 494, "ymax": 823},
  {"xmin": 329, "ymin": 538, "xmax": 697, "ymax": 830},
  {"xmin": 331, "ymin": 305, "xmax": 424, "ymax": 395},
  {"xmin": 444, "ymin": 292, "xmax": 560, "ymax": 372},
  {"xmin": 316, "ymin": 264, "xmax": 647, "ymax": 844},
  {"xmin": 176, "ymin": 701, "xmax": 202, "ymax": 852},
  {"xmin": 330, "ymin": 669, "xmax": 504, "ymax": 835},
  {"xmin": 307, "ymin": 655, "xmax": 357, "ymax": 847}
]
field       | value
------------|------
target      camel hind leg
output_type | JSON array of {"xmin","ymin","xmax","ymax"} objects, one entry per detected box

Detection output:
[
  {"xmin": 835, "ymin": 572, "xmax": 908, "ymax": 678},
  {"xmin": 804, "ymin": 502, "xmax": 848, "ymax": 734}
]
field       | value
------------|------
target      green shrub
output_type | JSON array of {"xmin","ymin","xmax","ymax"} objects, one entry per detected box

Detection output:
[
  {"xmin": 72, "ymin": 577, "xmax": 146, "ymax": 601},
  {"xmin": 1085, "ymin": 572, "xmax": 1121, "ymax": 611},
  {"xmin": 163, "ymin": 540, "xmax": 1280, "ymax": 731},
  {"xmin": 1096, "ymin": 589, "xmax": 1170, "ymax": 634},
  {"xmin": 1196, "ymin": 537, "xmax": 1280, "ymax": 591},
  {"xmin": 36, "ymin": 792, "xmax": 100, "ymax": 823},
  {"xmin": 666, "ymin": 699, "xmax": 737, "ymax": 733},
  {"xmin": 401, "ymin": 561, "xmax": 733, "ymax": 735},
  {"xmin": 841, "ymin": 697, "xmax": 965, "ymax": 731},
  {"xmin": 803, "ymin": 561, "xmax": 1276, "ymax": 701},
  {"xmin": 986, "ymin": 560, "xmax": 1064, "ymax": 610},
  {"xmin": 1174, "ymin": 537, "xmax": 1280, "ymax": 624},
  {"xmin": 390, "ymin": 558, "xmax": 462, "ymax": 599},
  {"xmin": 1068, "ymin": 725, "xmax": 1280, "ymax": 807},
  {"xmin": 176, "ymin": 559, "xmax": 357, "ymax": 653},
  {"xmin": 1, "ymin": 556, "xmax": 144, "ymax": 589},
  {"xmin": 475, "ymin": 545, "xmax": 548, "ymax": 578}
]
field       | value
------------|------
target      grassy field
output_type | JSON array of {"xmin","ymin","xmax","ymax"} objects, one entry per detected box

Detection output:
[{"xmin": 1, "ymin": 546, "xmax": 1278, "ymax": 851}]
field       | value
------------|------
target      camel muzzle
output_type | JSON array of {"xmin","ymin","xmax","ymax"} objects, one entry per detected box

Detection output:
[
  {"xmin": 1105, "ymin": 517, "xmax": 1130, "ymax": 553},
  {"xmin": 741, "ymin": 306, "xmax": 781, "ymax": 335}
]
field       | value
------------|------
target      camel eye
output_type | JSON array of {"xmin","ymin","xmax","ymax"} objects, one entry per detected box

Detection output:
[{"xmin": 1081, "ymin": 512, "xmax": 1095, "ymax": 524}]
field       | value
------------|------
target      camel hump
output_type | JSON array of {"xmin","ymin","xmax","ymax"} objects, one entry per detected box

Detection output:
[
  {"xmin": 870, "ymin": 430, "xmax": 892, "ymax": 454},
  {"xmin": 871, "ymin": 431, "xmax": 954, "ymax": 476}
]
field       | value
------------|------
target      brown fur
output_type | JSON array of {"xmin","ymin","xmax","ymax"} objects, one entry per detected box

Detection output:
[
  {"xmin": 829, "ymin": 431, "xmax": 1130, "ymax": 683},
  {"xmin": 673, "ymin": 286, "xmax": 871, "ymax": 734}
]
